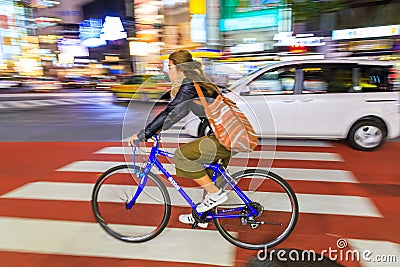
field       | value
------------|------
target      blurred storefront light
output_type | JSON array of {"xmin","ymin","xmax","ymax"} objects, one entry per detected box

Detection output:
[
  {"xmin": 331, "ymin": 24, "xmax": 400, "ymax": 57},
  {"xmin": 190, "ymin": 14, "xmax": 206, "ymax": 43},
  {"xmin": 58, "ymin": 38, "xmax": 89, "ymax": 58},
  {"xmin": 332, "ymin": 25, "xmax": 400, "ymax": 41},
  {"xmin": 189, "ymin": 0, "xmax": 205, "ymax": 14},
  {"xmin": 1, "ymin": 0, "xmax": 37, "ymax": 74},
  {"xmin": 220, "ymin": 13, "xmax": 278, "ymax": 32},
  {"xmin": 100, "ymin": 16, "xmax": 127, "ymax": 41},
  {"xmin": 274, "ymin": 32, "xmax": 325, "ymax": 47},
  {"xmin": 30, "ymin": 0, "xmax": 60, "ymax": 8},
  {"xmin": 79, "ymin": 16, "xmax": 127, "ymax": 48},
  {"xmin": 129, "ymin": 41, "xmax": 149, "ymax": 56},
  {"xmin": 34, "ymin": 16, "xmax": 62, "ymax": 29},
  {"xmin": 230, "ymin": 42, "xmax": 265, "ymax": 54},
  {"xmin": 38, "ymin": 34, "xmax": 60, "ymax": 44},
  {"xmin": 136, "ymin": 29, "xmax": 160, "ymax": 42},
  {"xmin": 134, "ymin": 0, "xmax": 165, "ymax": 73},
  {"xmin": 219, "ymin": 1, "xmax": 291, "ymax": 52},
  {"xmin": 162, "ymin": 0, "xmax": 187, "ymax": 6},
  {"xmin": 79, "ymin": 18, "xmax": 103, "ymax": 48}
]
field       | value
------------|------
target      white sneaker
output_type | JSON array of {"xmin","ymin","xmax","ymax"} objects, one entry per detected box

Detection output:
[
  {"xmin": 178, "ymin": 213, "xmax": 208, "ymax": 228},
  {"xmin": 196, "ymin": 189, "xmax": 228, "ymax": 213}
]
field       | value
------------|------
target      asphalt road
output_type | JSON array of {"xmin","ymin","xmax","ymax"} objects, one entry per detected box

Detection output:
[
  {"xmin": 1, "ymin": 90, "xmax": 399, "ymax": 143},
  {"xmin": 0, "ymin": 91, "xmax": 165, "ymax": 142}
]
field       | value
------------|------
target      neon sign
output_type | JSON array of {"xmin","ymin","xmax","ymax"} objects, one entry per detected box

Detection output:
[
  {"xmin": 79, "ymin": 16, "xmax": 127, "ymax": 48},
  {"xmin": 100, "ymin": 16, "xmax": 127, "ymax": 41}
]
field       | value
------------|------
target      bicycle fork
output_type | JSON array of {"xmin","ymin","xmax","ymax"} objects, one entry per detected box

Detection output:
[{"xmin": 126, "ymin": 149, "xmax": 157, "ymax": 209}]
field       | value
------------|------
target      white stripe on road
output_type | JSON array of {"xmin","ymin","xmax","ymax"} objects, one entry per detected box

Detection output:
[
  {"xmin": 0, "ymin": 92, "xmax": 112, "ymax": 98},
  {"xmin": 347, "ymin": 239, "xmax": 400, "ymax": 266},
  {"xmin": 56, "ymin": 160, "xmax": 357, "ymax": 183},
  {"xmin": 96, "ymin": 147, "xmax": 343, "ymax": 162},
  {"xmin": 39, "ymin": 99, "xmax": 67, "ymax": 104},
  {"xmin": 271, "ymin": 168, "xmax": 357, "ymax": 183},
  {"xmin": 0, "ymin": 98, "xmax": 112, "ymax": 109},
  {"xmin": 0, "ymin": 216, "xmax": 236, "ymax": 266},
  {"xmin": 0, "ymin": 182, "xmax": 381, "ymax": 217},
  {"xmin": 0, "ymin": 182, "xmax": 204, "ymax": 206},
  {"xmin": 258, "ymin": 139, "xmax": 333, "ymax": 147}
]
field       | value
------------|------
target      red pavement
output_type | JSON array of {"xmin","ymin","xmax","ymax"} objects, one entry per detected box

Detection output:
[{"xmin": 0, "ymin": 141, "xmax": 399, "ymax": 267}]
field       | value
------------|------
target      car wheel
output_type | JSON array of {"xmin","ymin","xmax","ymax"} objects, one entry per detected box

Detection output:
[
  {"xmin": 198, "ymin": 120, "xmax": 211, "ymax": 137},
  {"xmin": 347, "ymin": 119, "xmax": 386, "ymax": 151}
]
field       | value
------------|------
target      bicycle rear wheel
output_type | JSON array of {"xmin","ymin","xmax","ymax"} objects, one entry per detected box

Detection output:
[
  {"xmin": 92, "ymin": 164, "xmax": 171, "ymax": 242},
  {"xmin": 214, "ymin": 169, "xmax": 298, "ymax": 250}
]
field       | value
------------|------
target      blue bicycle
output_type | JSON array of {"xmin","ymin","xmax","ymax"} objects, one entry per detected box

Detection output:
[{"xmin": 91, "ymin": 135, "xmax": 299, "ymax": 250}]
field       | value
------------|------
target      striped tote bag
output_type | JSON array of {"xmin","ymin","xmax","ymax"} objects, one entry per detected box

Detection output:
[{"xmin": 194, "ymin": 83, "xmax": 258, "ymax": 153}]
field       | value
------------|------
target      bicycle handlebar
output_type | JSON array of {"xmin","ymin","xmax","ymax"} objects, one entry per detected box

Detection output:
[{"xmin": 133, "ymin": 134, "xmax": 160, "ymax": 148}]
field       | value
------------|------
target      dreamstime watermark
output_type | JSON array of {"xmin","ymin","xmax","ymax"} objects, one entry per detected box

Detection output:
[{"xmin": 257, "ymin": 238, "xmax": 398, "ymax": 264}]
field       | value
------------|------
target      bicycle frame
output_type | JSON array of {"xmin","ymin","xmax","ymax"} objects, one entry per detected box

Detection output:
[{"xmin": 127, "ymin": 135, "xmax": 259, "ymax": 219}]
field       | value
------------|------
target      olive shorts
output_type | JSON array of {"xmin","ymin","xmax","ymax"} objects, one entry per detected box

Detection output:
[{"xmin": 174, "ymin": 134, "xmax": 232, "ymax": 179}]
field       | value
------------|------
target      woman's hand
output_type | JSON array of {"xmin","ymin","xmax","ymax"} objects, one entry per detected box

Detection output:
[{"xmin": 128, "ymin": 134, "xmax": 139, "ymax": 147}]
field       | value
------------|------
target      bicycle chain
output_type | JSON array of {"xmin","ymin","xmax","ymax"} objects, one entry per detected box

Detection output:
[{"xmin": 191, "ymin": 202, "xmax": 263, "ymax": 225}]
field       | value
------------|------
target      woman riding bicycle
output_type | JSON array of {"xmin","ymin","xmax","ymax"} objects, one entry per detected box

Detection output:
[{"xmin": 128, "ymin": 50, "xmax": 231, "ymax": 228}]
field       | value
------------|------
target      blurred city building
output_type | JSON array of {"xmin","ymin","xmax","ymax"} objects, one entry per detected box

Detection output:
[
  {"xmin": 130, "ymin": 0, "xmax": 165, "ymax": 74},
  {"xmin": 33, "ymin": 0, "xmax": 93, "ymax": 78},
  {"xmin": 81, "ymin": 0, "xmax": 132, "ymax": 76},
  {"xmin": 0, "ymin": 0, "xmax": 50, "ymax": 76},
  {"xmin": 1, "ymin": 0, "xmax": 399, "ymax": 80},
  {"xmin": 292, "ymin": 0, "xmax": 400, "ymax": 59},
  {"xmin": 34, "ymin": 0, "xmax": 133, "ymax": 78}
]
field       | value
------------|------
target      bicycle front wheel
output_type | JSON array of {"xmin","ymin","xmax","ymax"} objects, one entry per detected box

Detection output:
[
  {"xmin": 214, "ymin": 169, "xmax": 298, "ymax": 250},
  {"xmin": 92, "ymin": 165, "xmax": 171, "ymax": 242}
]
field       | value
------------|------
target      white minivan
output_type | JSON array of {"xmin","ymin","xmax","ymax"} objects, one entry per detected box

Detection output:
[{"xmin": 185, "ymin": 59, "xmax": 400, "ymax": 151}]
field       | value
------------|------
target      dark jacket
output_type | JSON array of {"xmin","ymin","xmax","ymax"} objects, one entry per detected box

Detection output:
[{"xmin": 137, "ymin": 78, "xmax": 218, "ymax": 141}]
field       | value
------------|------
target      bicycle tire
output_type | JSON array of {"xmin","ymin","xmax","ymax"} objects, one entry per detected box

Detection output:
[
  {"xmin": 92, "ymin": 164, "xmax": 171, "ymax": 242},
  {"xmin": 214, "ymin": 169, "xmax": 298, "ymax": 250}
]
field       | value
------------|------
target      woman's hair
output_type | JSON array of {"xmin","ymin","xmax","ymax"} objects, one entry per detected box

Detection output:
[{"xmin": 169, "ymin": 50, "xmax": 218, "ymax": 95}]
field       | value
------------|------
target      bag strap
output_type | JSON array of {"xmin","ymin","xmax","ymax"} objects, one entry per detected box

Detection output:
[
  {"xmin": 193, "ymin": 82, "xmax": 212, "ymax": 113},
  {"xmin": 194, "ymin": 82, "xmax": 224, "ymax": 133}
]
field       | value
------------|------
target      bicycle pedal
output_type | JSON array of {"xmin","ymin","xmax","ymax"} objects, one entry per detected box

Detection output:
[{"xmin": 191, "ymin": 223, "xmax": 198, "ymax": 229}]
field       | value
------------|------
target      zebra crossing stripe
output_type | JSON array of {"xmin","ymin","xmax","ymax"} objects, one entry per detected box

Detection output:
[
  {"xmin": 0, "ymin": 98, "xmax": 112, "ymax": 109},
  {"xmin": 55, "ymin": 160, "xmax": 356, "ymax": 183},
  {"xmin": 0, "ymin": 92, "xmax": 112, "ymax": 98},
  {"xmin": 0, "ymin": 216, "xmax": 236, "ymax": 266},
  {"xmin": 96, "ymin": 147, "xmax": 343, "ymax": 162},
  {"xmin": 0, "ymin": 181, "xmax": 381, "ymax": 217}
]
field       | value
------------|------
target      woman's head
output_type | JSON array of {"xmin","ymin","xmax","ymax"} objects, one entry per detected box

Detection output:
[
  {"xmin": 168, "ymin": 50, "xmax": 193, "ymax": 82},
  {"xmin": 169, "ymin": 50, "xmax": 193, "ymax": 67},
  {"xmin": 168, "ymin": 49, "xmax": 217, "ymax": 94}
]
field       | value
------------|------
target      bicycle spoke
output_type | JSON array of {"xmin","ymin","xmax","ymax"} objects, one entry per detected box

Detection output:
[
  {"xmin": 213, "ymin": 169, "xmax": 298, "ymax": 250},
  {"xmin": 92, "ymin": 165, "xmax": 171, "ymax": 242}
]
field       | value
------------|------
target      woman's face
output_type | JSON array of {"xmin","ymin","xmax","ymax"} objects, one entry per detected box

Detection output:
[{"xmin": 168, "ymin": 59, "xmax": 181, "ymax": 82}]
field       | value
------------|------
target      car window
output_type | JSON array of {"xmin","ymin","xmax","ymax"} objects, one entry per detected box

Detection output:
[
  {"xmin": 301, "ymin": 65, "xmax": 353, "ymax": 94},
  {"xmin": 357, "ymin": 66, "xmax": 392, "ymax": 92},
  {"xmin": 242, "ymin": 67, "xmax": 295, "ymax": 95}
]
